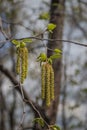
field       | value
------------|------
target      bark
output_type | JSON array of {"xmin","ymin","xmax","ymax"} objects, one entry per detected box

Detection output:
[{"xmin": 47, "ymin": 0, "xmax": 65, "ymax": 125}]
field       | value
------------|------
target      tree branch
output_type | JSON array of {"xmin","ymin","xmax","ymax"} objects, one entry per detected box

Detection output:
[
  {"xmin": 0, "ymin": 64, "xmax": 40, "ymax": 112},
  {"xmin": 0, "ymin": 64, "xmax": 50, "ymax": 128},
  {"xmin": 0, "ymin": 37, "xmax": 87, "ymax": 49}
]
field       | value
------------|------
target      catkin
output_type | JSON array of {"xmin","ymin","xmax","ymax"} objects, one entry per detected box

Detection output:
[
  {"xmin": 16, "ymin": 46, "xmax": 28, "ymax": 84},
  {"xmin": 41, "ymin": 64, "xmax": 46, "ymax": 99},
  {"xmin": 50, "ymin": 65, "xmax": 54, "ymax": 100},
  {"xmin": 20, "ymin": 47, "xmax": 26, "ymax": 83},
  {"xmin": 45, "ymin": 64, "xmax": 51, "ymax": 106},
  {"xmin": 24, "ymin": 47, "xmax": 28, "ymax": 78},
  {"xmin": 41, "ymin": 63, "xmax": 55, "ymax": 106},
  {"xmin": 16, "ymin": 48, "xmax": 21, "ymax": 74}
]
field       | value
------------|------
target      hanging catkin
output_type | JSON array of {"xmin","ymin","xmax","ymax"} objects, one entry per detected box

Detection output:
[
  {"xmin": 24, "ymin": 47, "xmax": 28, "ymax": 78},
  {"xmin": 50, "ymin": 65, "xmax": 54, "ymax": 100},
  {"xmin": 16, "ymin": 48, "xmax": 21, "ymax": 74},
  {"xmin": 41, "ymin": 62, "xmax": 54, "ymax": 106},
  {"xmin": 45, "ymin": 63, "xmax": 51, "ymax": 106},
  {"xmin": 16, "ymin": 46, "xmax": 28, "ymax": 84},
  {"xmin": 41, "ymin": 63, "xmax": 46, "ymax": 99}
]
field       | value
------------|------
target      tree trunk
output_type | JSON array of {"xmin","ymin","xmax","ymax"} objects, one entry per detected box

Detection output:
[{"xmin": 47, "ymin": 0, "xmax": 65, "ymax": 125}]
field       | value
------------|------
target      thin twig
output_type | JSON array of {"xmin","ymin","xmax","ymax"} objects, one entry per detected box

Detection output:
[
  {"xmin": 2, "ymin": 19, "xmax": 33, "ymax": 32},
  {"xmin": 17, "ymin": 84, "xmax": 26, "ymax": 130},
  {"xmin": 0, "ymin": 37, "xmax": 87, "ymax": 48},
  {"xmin": 0, "ymin": 65, "xmax": 50, "ymax": 129},
  {"xmin": 24, "ymin": 99, "xmax": 50, "ymax": 129}
]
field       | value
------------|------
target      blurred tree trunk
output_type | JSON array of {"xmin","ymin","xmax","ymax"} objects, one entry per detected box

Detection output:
[{"xmin": 47, "ymin": 0, "xmax": 65, "ymax": 125}]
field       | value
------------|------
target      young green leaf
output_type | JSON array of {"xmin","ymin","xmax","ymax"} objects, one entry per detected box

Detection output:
[
  {"xmin": 54, "ymin": 49, "xmax": 62, "ymax": 54},
  {"xmin": 37, "ymin": 53, "xmax": 47, "ymax": 62},
  {"xmin": 50, "ymin": 53, "xmax": 61, "ymax": 60},
  {"xmin": 50, "ymin": 125, "xmax": 60, "ymax": 130},
  {"xmin": 22, "ymin": 38, "xmax": 33, "ymax": 43},
  {"xmin": 47, "ymin": 23, "xmax": 56, "ymax": 33},
  {"xmin": 11, "ymin": 39, "xmax": 20, "ymax": 45},
  {"xmin": 39, "ymin": 12, "xmax": 50, "ymax": 20},
  {"xmin": 33, "ymin": 118, "xmax": 44, "ymax": 127},
  {"xmin": 48, "ymin": 58, "xmax": 52, "ymax": 64},
  {"xmin": 20, "ymin": 42, "xmax": 26, "ymax": 47}
]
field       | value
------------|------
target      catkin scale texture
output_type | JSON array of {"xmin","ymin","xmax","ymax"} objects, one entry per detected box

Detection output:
[
  {"xmin": 45, "ymin": 64, "xmax": 51, "ymax": 106},
  {"xmin": 16, "ymin": 46, "xmax": 28, "ymax": 84},
  {"xmin": 16, "ymin": 48, "xmax": 21, "ymax": 74},
  {"xmin": 41, "ymin": 64, "xmax": 46, "ymax": 99},
  {"xmin": 41, "ymin": 62, "xmax": 55, "ymax": 106},
  {"xmin": 24, "ymin": 47, "xmax": 28, "ymax": 78},
  {"xmin": 50, "ymin": 66, "xmax": 54, "ymax": 100}
]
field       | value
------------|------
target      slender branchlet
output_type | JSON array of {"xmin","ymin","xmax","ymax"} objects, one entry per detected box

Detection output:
[
  {"xmin": 16, "ymin": 48, "xmax": 21, "ymax": 74},
  {"xmin": 50, "ymin": 65, "xmax": 54, "ymax": 100},
  {"xmin": 41, "ymin": 63, "xmax": 46, "ymax": 99},
  {"xmin": 45, "ymin": 63, "xmax": 51, "ymax": 106}
]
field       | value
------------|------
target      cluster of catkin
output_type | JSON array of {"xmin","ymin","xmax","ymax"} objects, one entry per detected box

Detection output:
[
  {"xmin": 16, "ymin": 46, "xmax": 28, "ymax": 84},
  {"xmin": 41, "ymin": 63, "xmax": 54, "ymax": 106}
]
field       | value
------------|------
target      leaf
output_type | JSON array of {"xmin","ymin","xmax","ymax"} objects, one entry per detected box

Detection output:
[
  {"xmin": 37, "ymin": 53, "xmax": 47, "ymax": 62},
  {"xmin": 20, "ymin": 42, "xmax": 26, "ymax": 47},
  {"xmin": 33, "ymin": 118, "xmax": 44, "ymax": 127},
  {"xmin": 50, "ymin": 53, "xmax": 61, "ymax": 60},
  {"xmin": 54, "ymin": 49, "xmax": 62, "ymax": 54},
  {"xmin": 47, "ymin": 23, "xmax": 56, "ymax": 33},
  {"xmin": 22, "ymin": 38, "xmax": 33, "ymax": 43},
  {"xmin": 39, "ymin": 12, "xmax": 50, "ymax": 20},
  {"xmin": 48, "ymin": 58, "xmax": 52, "ymax": 64},
  {"xmin": 11, "ymin": 39, "xmax": 20, "ymax": 45},
  {"xmin": 50, "ymin": 125, "xmax": 60, "ymax": 130}
]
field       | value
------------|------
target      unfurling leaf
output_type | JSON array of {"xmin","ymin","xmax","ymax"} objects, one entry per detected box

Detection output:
[
  {"xmin": 48, "ymin": 58, "xmax": 52, "ymax": 64},
  {"xmin": 22, "ymin": 38, "xmax": 33, "ymax": 43},
  {"xmin": 54, "ymin": 49, "xmax": 62, "ymax": 54},
  {"xmin": 50, "ymin": 53, "xmax": 61, "ymax": 60},
  {"xmin": 47, "ymin": 23, "xmax": 56, "ymax": 33},
  {"xmin": 50, "ymin": 125, "xmax": 60, "ymax": 130},
  {"xmin": 33, "ymin": 118, "xmax": 44, "ymax": 127},
  {"xmin": 37, "ymin": 53, "xmax": 47, "ymax": 62},
  {"xmin": 11, "ymin": 39, "xmax": 20, "ymax": 45},
  {"xmin": 20, "ymin": 42, "xmax": 26, "ymax": 47},
  {"xmin": 39, "ymin": 12, "xmax": 50, "ymax": 20}
]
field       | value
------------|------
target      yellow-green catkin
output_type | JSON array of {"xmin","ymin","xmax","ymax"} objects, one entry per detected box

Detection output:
[
  {"xmin": 16, "ymin": 46, "xmax": 28, "ymax": 84},
  {"xmin": 41, "ymin": 64, "xmax": 46, "ymax": 99},
  {"xmin": 41, "ymin": 62, "xmax": 55, "ymax": 106},
  {"xmin": 50, "ymin": 65, "xmax": 54, "ymax": 100},
  {"xmin": 20, "ymin": 47, "xmax": 28, "ymax": 83},
  {"xmin": 20, "ymin": 47, "xmax": 25, "ymax": 83},
  {"xmin": 16, "ymin": 48, "xmax": 21, "ymax": 74},
  {"xmin": 45, "ymin": 64, "xmax": 51, "ymax": 106},
  {"xmin": 24, "ymin": 47, "xmax": 28, "ymax": 78}
]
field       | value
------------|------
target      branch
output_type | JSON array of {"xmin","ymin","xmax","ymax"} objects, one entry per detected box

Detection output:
[
  {"xmin": 0, "ymin": 64, "xmax": 50, "ymax": 129},
  {"xmin": 1, "ymin": 18, "xmax": 33, "ymax": 32},
  {"xmin": 0, "ymin": 37, "xmax": 87, "ymax": 48},
  {"xmin": 16, "ymin": 37, "xmax": 87, "ymax": 47},
  {"xmin": 1, "ymin": 18, "xmax": 87, "ymax": 48},
  {"xmin": 0, "ymin": 64, "xmax": 40, "ymax": 112}
]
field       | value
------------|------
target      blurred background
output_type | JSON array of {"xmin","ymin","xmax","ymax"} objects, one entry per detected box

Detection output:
[{"xmin": 0, "ymin": 0, "xmax": 87, "ymax": 130}]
